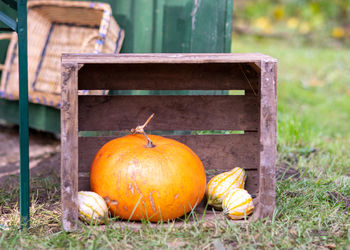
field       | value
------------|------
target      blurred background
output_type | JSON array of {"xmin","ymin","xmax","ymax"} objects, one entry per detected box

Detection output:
[
  {"xmin": 232, "ymin": 0, "xmax": 350, "ymax": 178},
  {"xmin": 234, "ymin": 0, "xmax": 350, "ymax": 46}
]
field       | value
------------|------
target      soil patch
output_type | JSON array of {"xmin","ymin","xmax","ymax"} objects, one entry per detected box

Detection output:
[
  {"xmin": 327, "ymin": 191, "xmax": 350, "ymax": 210},
  {"xmin": 0, "ymin": 125, "xmax": 60, "ymax": 187},
  {"xmin": 276, "ymin": 162, "xmax": 301, "ymax": 181}
]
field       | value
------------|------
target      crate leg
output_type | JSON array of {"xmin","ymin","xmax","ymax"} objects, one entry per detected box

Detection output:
[
  {"xmin": 61, "ymin": 63, "xmax": 79, "ymax": 231},
  {"xmin": 256, "ymin": 60, "xmax": 277, "ymax": 220}
]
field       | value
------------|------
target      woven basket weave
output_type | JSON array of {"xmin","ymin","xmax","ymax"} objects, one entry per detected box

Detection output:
[{"xmin": 0, "ymin": 1, "xmax": 124, "ymax": 108}]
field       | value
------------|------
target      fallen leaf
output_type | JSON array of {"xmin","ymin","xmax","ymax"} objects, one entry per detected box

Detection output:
[
  {"xmin": 289, "ymin": 227, "xmax": 298, "ymax": 237},
  {"xmin": 273, "ymin": 6, "xmax": 285, "ymax": 20},
  {"xmin": 167, "ymin": 239, "xmax": 187, "ymax": 248},
  {"xmin": 332, "ymin": 27, "xmax": 345, "ymax": 38},
  {"xmin": 202, "ymin": 221, "xmax": 216, "ymax": 229},
  {"xmin": 212, "ymin": 239, "xmax": 226, "ymax": 250},
  {"xmin": 299, "ymin": 22, "xmax": 311, "ymax": 34},
  {"xmin": 254, "ymin": 234, "xmax": 260, "ymax": 240},
  {"xmin": 253, "ymin": 17, "xmax": 273, "ymax": 34},
  {"xmin": 287, "ymin": 17, "xmax": 299, "ymax": 29},
  {"xmin": 308, "ymin": 78, "xmax": 324, "ymax": 87},
  {"xmin": 324, "ymin": 243, "xmax": 336, "ymax": 249}
]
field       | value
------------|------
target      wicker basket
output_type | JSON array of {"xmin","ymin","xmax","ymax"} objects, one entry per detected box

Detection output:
[{"xmin": 0, "ymin": 1, "xmax": 124, "ymax": 108}]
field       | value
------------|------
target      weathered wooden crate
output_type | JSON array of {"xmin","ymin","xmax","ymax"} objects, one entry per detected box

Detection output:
[{"xmin": 61, "ymin": 53, "xmax": 277, "ymax": 231}]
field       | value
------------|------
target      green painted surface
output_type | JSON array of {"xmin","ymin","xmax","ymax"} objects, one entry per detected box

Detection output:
[
  {"xmin": 0, "ymin": 38, "xmax": 9, "ymax": 79},
  {"xmin": 0, "ymin": 0, "xmax": 233, "ymax": 134},
  {"xmin": 17, "ymin": 0, "xmax": 30, "ymax": 228},
  {"xmin": 2, "ymin": 0, "xmax": 18, "ymax": 10},
  {"xmin": 112, "ymin": 0, "xmax": 233, "ymax": 53},
  {"xmin": 0, "ymin": 99, "xmax": 60, "ymax": 133},
  {"xmin": 0, "ymin": 0, "xmax": 30, "ymax": 228},
  {"xmin": 224, "ymin": 0, "xmax": 233, "ymax": 52},
  {"xmin": 0, "ymin": 9, "xmax": 17, "ymax": 30}
]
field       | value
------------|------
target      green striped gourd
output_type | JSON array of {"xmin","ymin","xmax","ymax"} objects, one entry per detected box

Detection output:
[
  {"xmin": 206, "ymin": 167, "xmax": 246, "ymax": 209},
  {"xmin": 222, "ymin": 188, "xmax": 254, "ymax": 220},
  {"xmin": 78, "ymin": 191, "xmax": 108, "ymax": 224}
]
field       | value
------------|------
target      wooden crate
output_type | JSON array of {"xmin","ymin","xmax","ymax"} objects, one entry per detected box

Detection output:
[{"xmin": 61, "ymin": 53, "xmax": 277, "ymax": 231}]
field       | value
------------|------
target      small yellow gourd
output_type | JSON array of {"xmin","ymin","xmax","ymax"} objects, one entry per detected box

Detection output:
[
  {"xmin": 222, "ymin": 188, "xmax": 254, "ymax": 220},
  {"xmin": 206, "ymin": 167, "xmax": 246, "ymax": 209},
  {"xmin": 78, "ymin": 191, "xmax": 108, "ymax": 224}
]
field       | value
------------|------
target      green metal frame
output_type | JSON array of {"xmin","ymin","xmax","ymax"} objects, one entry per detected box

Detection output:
[{"xmin": 0, "ymin": 0, "xmax": 29, "ymax": 228}]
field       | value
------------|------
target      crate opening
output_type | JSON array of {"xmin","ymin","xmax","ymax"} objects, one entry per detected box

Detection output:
[{"xmin": 77, "ymin": 129, "xmax": 259, "ymax": 223}]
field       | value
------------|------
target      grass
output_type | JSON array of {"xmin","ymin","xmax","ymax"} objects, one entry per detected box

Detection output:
[{"xmin": 1, "ymin": 35, "xmax": 350, "ymax": 249}]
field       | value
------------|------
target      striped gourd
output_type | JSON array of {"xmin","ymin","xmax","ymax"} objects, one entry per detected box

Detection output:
[
  {"xmin": 222, "ymin": 188, "xmax": 254, "ymax": 220},
  {"xmin": 78, "ymin": 191, "xmax": 108, "ymax": 224},
  {"xmin": 206, "ymin": 167, "xmax": 246, "ymax": 209}
]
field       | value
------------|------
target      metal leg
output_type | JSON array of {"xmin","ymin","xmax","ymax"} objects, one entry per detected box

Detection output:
[
  {"xmin": 1, "ymin": 0, "xmax": 30, "ymax": 228},
  {"xmin": 17, "ymin": 0, "xmax": 30, "ymax": 228}
]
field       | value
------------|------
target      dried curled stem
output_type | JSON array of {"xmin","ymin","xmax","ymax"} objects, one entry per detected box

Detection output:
[{"xmin": 131, "ymin": 114, "xmax": 155, "ymax": 148}]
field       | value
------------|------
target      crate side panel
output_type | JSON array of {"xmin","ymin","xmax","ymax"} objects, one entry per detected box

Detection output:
[
  {"xmin": 78, "ymin": 95, "xmax": 259, "ymax": 131},
  {"xmin": 254, "ymin": 60, "xmax": 277, "ymax": 220},
  {"xmin": 61, "ymin": 63, "xmax": 79, "ymax": 232},
  {"xmin": 78, "ymin": 133, "xmax": 259, "ymax": 173},
  {"xmin": 78, "ymin": 63, "xmax": 258, "ymax": 91}
]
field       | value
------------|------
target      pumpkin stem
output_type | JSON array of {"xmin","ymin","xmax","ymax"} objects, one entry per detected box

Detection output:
[
  {"xmin": 131, "ymin": 114, "xmax": 156, "ymax": 148},
  {"xmin": 143, "ymin": 132, "xmax": 155, "ymax": 148}
]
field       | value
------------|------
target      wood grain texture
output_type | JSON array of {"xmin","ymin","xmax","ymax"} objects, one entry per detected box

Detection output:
[
  {"xmin": 78, "ymin": 63, "xmax": 258, "ymax": 91},
  {"xmin": 61, "ymin": 63, "xmax": 79, "ymax": 232},
  {"xmin": 77, "ymin": 132, "xmax": 259, "ymax": 173},
  {"xmin": 78, "ymin": 95, "xmax": 259, "ymax": 131},
  {"xmin": 252, "ymin": 60, "xmax": 277, "ymax": 221},
  {"xmin": 62, "ymin": 53, "xmax": 277, "ymax": 64}
]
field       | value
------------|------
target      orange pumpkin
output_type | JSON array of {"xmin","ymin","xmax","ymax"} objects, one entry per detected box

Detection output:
[{"xmin": 90, "ymin": 134, "xmax": 206, "ymax": 222}]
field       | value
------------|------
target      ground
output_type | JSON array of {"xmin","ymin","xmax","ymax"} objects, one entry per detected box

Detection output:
[
  {"xmin": 0, "ymin": 125, "xmax": 60, "ymax": 188},
  {"xmin": 0, "ymin": 35, "xmax": 349, "ymax": 248}
]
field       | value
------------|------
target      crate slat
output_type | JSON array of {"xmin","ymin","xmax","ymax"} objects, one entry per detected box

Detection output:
[
  {"xmin": 78, "ymin": 63, "xmax": 259, "ymax": 91},
  {"xmin": 78, "ymin": 95, "xmax": 259, "ymax": 131},
  {"xmin": 63, "ymin": 53, "xmax": 276, "ymax": 64},
  {"xmin": 78, "ymin": 132, "xmax": 259, "ymax": 173}
]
